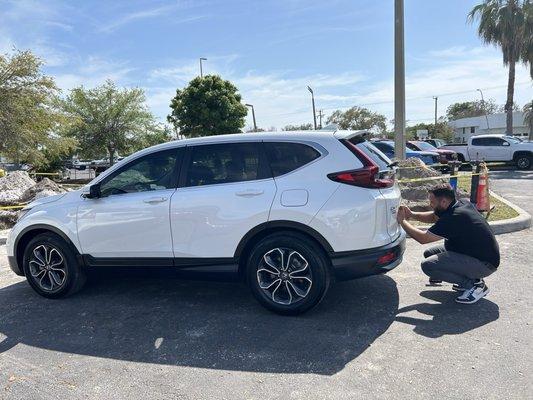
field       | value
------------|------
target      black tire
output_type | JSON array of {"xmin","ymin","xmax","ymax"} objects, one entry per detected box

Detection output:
[
  {"xmin": 22, "ymin": 233, "xmax": 86, "ymax": 299},
  {"xmin": 246, "ymin": 232, "xmax": 331, "ymax": 315},
  {"xmin": 515, "ymin": 155, "xmax": 531, "ymax": 170}
]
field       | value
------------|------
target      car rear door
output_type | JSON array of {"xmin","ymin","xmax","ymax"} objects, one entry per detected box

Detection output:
[{"xmin": 170, "ymin": 142, "xmax": 276, "ymax": 259}]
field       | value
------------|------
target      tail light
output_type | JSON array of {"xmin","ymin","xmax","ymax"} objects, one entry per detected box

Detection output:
[
  {"xmin": 329, "ymin": 140, "xmax": 395, "ymax": 188},
  {"xmin": 376, "ymin": 250, "xmax": 397, "ymax": 266}
]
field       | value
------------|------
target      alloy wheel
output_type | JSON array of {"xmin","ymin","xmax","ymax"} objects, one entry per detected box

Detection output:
[
  {"xmin": 28, "ymin": 244, "xmax": 68, "ymax": 293},
  {"xmin": 256, "ymin": 248, "xmax": 313, "ymax": 306}
]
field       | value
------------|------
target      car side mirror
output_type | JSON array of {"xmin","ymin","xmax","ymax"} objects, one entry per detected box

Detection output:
[{"xmin": 85, "ymin": 183, "xmax": 101, "ymax": 199}]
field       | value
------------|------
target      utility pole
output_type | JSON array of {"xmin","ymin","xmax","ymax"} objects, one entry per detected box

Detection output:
[
  {"xmin": 317, "ymin": 110, "xmax": 324, "ymax": 129},
  {"xmin": 433, "ymin": 96, "xmax": 438, "ymax": 127},
  {"xmin": 199, "ymin": 57, "xmax": 207, "ymax": 78},
  {"xmin": 394, "ymin": 0, "xmax": 406, "ymax": 160},
  {"xmin": 477, "ymin": 89, "xmax": 491, "ymax": 131},
  {"xmin": 307, "ymin": 86, "xmax": 317, "ymax": 130},
  {"xmin": 245, "ymin": 104, "xmax": 257, "ymax": 132}
]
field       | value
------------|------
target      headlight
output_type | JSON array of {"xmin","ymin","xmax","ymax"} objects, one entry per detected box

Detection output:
[{"xmin": 17, "ymin": 208, "xmax": 32, "ymax": 222}]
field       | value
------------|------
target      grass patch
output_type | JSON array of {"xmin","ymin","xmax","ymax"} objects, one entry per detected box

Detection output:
[{"xmin": 455, "ymin": 175, "xmax": 518, "ymax": 221}]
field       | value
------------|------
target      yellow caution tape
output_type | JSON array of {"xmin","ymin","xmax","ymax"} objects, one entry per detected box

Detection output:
[
  {"xmin": 30, "ymin": 172, "xmax": 61, "ymax": 176},
  {"xmin": 0, "ymin": 204, "xmax": 26, "ymax": 210},
  {"xmin": 397, "ymin": 172, "xmax": 486, "ymax": 184}
]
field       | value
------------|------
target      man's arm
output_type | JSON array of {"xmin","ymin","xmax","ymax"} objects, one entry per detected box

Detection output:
[
  {"xmin": 396, "ymin": 207, "xmax": 442, "ymax": 244},
  {"xmin": 399, "ymin": 220, "xmax": 443, "ymax": 244},
  {"xmin": 399, "ymin": 206, "xmax": 438, "ymax": 224}
]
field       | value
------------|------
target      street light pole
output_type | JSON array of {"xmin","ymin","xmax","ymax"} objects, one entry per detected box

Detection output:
[
  {"xmin": 433, "ymin": 96, "xmax": 438, "ymax": 127},
  {"xmin": 394, "ymin": 0, "xmax": 406, "ymax": 160},
  {"xmin": 307, "ymin": 86, "xmax": 317, "ymax": 130},
  {"xmin": 245, "ymin": 104, "xmax": 257, "ymax": 132},
  {"xmin": 199, "ymin": 57, "xmax": 207, "ymax": 78},
  {"xmin": 477, "ymin": 88, "xmax": 491, "ymax": 131}
]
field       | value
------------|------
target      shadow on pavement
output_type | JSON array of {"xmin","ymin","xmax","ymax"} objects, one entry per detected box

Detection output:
[
  {"xmin": 0, "ymin": 270, "xmax": 400, "ymax": 375},
  {"xmin": 395, "ymin": 290, "xmax": 499, "ymax": 338}
]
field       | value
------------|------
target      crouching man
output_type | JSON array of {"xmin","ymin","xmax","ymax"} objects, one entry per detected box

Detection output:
[{"xmin": 397, "ymin": 183, "xmax": 499, "ymax": 304}]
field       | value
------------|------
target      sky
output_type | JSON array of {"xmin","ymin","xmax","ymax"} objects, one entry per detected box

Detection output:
[{"xmin": 1, "ymin": 0, "xmax": 531, "ymax": 131}]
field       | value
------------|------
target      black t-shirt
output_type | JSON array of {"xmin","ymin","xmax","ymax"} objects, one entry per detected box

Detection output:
[{"xmin": 428, "ymin": 199, "xmax": 500, "ymax": 267}]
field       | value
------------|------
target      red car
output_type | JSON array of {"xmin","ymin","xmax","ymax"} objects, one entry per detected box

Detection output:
[{"xmin": 407, "ymin": 141, "xmax": 457, "ymax": 164}]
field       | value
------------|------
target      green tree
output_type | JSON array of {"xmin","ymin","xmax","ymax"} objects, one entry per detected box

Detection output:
[
  {"xmin": 469, "ymin": 0, "xmax": 532, "ymax": 134},
  {"xmin": 0, "ymin": 50, "xmax": 76, "ymax": 169},
  {"xmin": 326, "ymin": 106, "xmax": 387, "ymax": 133},
  {"xmin": 282, "ymin": 123, "xmax": 313, "ymax": 131},
  {"xmin": 524, "ymin": 100, "xmax": 533, "ymax": 140},
  {"xmin": 446, "ymin": 99, "xmax": 499, "ymax": 120},
  {"xmin": 60, "ymin": 80, "xmax": 162, "ymax": 166},
  {"xmin": 167, "ymin": 75, "xmax": 248, "ymax": 138}
]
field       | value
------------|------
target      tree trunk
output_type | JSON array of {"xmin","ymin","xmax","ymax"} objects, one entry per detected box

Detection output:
[
  {"xmin": 505, "ymin": 58, "xmax": 516, "ymax": 135},
  {"xmin": 108, "ymin": 147, "xmax": 115, "ymax": 167}
]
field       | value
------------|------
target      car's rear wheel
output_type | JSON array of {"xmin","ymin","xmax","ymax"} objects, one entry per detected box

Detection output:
[
  {"xmin": 516, "ymin": 155, "xmax": 531, "ymax": 170},
  {"xmin": 247, "ymin": 232, "xmax": 330, "ymax": 315},
  {"xmin": 22, "ymin": 233, "xmax": 86, "ymax": 298}
]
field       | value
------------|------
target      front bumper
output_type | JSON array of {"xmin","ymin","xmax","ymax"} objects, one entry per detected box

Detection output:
[
  {"xmin": 329, "ymin": 231, "xmax": 406, "ymax": 281},
  {"xmin": 8, "ymin": 255, "xmax": 24, "ymax": 276}
]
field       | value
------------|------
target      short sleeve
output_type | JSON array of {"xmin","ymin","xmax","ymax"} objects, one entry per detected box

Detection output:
[{"xmin": 428, "ymin": 216, "xmax": 454, "ymax": 239}]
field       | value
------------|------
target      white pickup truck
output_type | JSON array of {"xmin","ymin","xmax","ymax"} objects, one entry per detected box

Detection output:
[{"xmin": 441, "ymin": 134, "xmax": 532, "ymax": 170}]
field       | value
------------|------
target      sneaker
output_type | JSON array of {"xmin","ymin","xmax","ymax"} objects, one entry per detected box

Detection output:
[
  {"xmin": 427, "ymin": 278, "xmax": 443, "ymax": 286},
  {"xmin": 455, "ymin": 282, "xmax": 490, "ymax": 304},
  {"xmin": 452, "ymin": 279, "xmax": 484, "ymax": 292}
]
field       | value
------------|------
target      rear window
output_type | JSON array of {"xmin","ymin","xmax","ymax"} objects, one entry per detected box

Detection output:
[
  {"xmin": 264, "ymin": 142, "xmax": 321, "ymax": 177},
  {"xmin": 349, "ymin": 138, "xmax": 392, "ymax": 171}
]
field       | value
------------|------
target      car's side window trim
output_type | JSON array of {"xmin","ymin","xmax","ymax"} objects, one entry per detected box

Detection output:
[
  {"xmin": 97, "ymin": 147, "xmax": 183, "ymax": 197},
  {"xmin": 178, "ymin": 141, "xmax": 270, "ymax": 189}
]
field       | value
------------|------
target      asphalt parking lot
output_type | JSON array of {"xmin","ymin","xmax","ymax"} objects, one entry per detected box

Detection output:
[{"xmin": 0, "ymin": 170, "xmax": 531, "ymax": 400}]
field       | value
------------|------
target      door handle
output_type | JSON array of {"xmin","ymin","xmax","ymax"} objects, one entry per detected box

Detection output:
[
  {"xmin": 235, "ymin": 189, "xmax": 264, "ymax": 197},
  {"xmin": 143, "ymin": 197, "xmax": 168, "ymax": 204}
]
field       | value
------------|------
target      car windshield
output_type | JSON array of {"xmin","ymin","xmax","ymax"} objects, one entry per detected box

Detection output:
[
  {"xmin": 504, "ymin": 136, "xmax": 522, "ymax": 143},
  {"xmin": 414, "ymin": 142, "xmax": 436, "ymax": 151}
]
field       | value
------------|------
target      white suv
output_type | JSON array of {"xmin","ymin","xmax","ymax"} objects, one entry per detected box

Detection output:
[{"xmin": 7, "ymin": 130, "xmax": 405, "ymax": 315}]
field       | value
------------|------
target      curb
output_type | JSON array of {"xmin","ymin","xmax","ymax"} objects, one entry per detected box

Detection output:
[{"xmin": 488, "ymin": 190, "xmax": 532, "ymax": 235}]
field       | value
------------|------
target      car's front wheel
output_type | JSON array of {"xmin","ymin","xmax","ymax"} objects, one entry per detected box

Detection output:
[
  {"xmin": 247, "ymin": 232, "xmax": 331, "ymax": 315},
  {"xmin": 22, "ymin": 233, "xmax": 86, "ymax": 298}
]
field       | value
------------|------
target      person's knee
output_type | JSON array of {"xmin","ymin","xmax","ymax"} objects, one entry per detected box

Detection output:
[{"xmin": 421, "ymin": 258, "xmax": 437, "ymax": 276}]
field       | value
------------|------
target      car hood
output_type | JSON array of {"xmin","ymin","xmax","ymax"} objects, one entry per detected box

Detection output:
[{"xmin": 25, "ymin": 190, "xmax": 80, "ymax": 209}]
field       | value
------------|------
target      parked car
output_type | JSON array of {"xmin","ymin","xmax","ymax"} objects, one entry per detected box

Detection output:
[
  {"xmin": 406, "ymin": 141, "xmax": 457, "ymax": 164},
  {"xmin": 440, "ymin": 134, "xmax": 533, "ymax": 170},
  {"xmin": 7, "ymin": 130, "xmax": 406, "ymax": 315},
  {"xmin": 424, "ymin": 138, "xmax": 447, "ymax": 148},
  {"xmin": 371, "ymin": 140, "xmax": 440, "ymax": 166}
]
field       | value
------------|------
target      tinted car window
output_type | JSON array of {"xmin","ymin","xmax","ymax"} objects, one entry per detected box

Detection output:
[
  {"xmin": 351, "ymin": 140, "xmax": 391, "ymax": 171},
  {"xmin": 264, "ymin": 142, "xmax": 321, "ymax": 177},
  {"xmin": 471, "ymin": 137, "xmax": 491, "ymax": 146},
  {"xmin": 100, "ymin": 149, "xmax": 179, "ymax": 196},
  {"xmin": 372, "ymin": 142, "xmax": 394, "ymax": 154},
  {"xmin": 185, "ymin": 142, "xmax": 264, "ymax": 187}
]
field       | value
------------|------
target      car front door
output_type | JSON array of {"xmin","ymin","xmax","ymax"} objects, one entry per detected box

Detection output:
[
  {"xmin": 170, "ymin": 142, "xmax": 277, "ymax": 259},
  {"xmin": 77, "ymin": 148, "xmax": 182, "ymax": 261}
]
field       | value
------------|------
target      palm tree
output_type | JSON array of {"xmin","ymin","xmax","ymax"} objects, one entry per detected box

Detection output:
[
  {"xmin": 524, "ymin": 101, "xmax": 533, "ymax": 140},
  {"xmin": 469, "ymin": 0, "xmax": 531, "ymax": 135}
]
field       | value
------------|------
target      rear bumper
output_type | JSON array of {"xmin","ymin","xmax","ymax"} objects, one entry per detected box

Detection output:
[{"xmin": 329, "ymin": 231, "xmax": 406, "ymax": 281}]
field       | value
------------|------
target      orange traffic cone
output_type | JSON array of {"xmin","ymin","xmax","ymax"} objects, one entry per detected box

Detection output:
[{"xmin": 476, "ymin": 163, "xmax": 490, "ymax": 211}]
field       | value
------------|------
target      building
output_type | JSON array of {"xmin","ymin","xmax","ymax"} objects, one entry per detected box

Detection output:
[{"xmin": 448, "ymin": 112, "xmax": 530, "ymax": 143}]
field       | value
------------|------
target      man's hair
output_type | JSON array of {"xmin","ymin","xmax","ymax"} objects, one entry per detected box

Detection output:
[{"xmin": 429, "ymin": 183, "xmax": 456, "ymax": 202}]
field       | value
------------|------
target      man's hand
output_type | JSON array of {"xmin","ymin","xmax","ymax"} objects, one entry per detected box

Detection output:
[
  {"xmin": 398, "ymin": 205, "xmax": 413, "ymax": 220},
  {"xmin": 396, "ymin": 207, "xmax": 406, "ymax": 223}
]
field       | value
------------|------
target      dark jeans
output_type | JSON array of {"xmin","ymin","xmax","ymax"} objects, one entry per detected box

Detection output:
[{"xmin": 421, "ymin": 245, "xmax": 496, "ymax": 289}]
